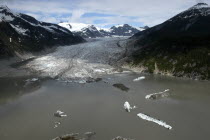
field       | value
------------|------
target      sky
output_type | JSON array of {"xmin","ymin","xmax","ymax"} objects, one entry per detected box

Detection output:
[{"xmin": 1, "ymin": 0, "xmax": 210, "ymax": 28}]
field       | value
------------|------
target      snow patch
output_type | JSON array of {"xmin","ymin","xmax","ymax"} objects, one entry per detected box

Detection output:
[
  {"xmin": 10, "ymin": 24, "xmax": 28, "ymax": 35},
  {"xmin": 0, "ymin": 14, "xmax": 14, "ymax": 22},
  {"xmin": 59, "ymin": 22, "xmax": 91, "ymax": 32},
  {"xmin": 135, "ymin": 27, "xmax": 145, "ymax": 31}
]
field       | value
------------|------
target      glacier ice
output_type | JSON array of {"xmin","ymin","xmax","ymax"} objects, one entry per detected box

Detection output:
[
  {"xmin": 26, "ymin": 38, "xmax": 128, "ymax": 81},
  {"xmin": 137, "ymin": 113, "xmax": 172, "ymax": 130},
  {"xmin": 124, "ymin": 101, "xmax": 137, "ymax": 112},
  {"xmin": 133, "ymin": 76, "xmax": 145, "ymax": 82},
  {"xmin": 145, "ymin": 89, "xmax": 170, "ymax": 100},
  {"xmin": 54, "ymin": 110, "xmax": 67, "ymax": 118}
]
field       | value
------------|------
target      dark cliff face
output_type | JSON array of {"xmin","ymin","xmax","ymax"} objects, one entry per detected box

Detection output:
[
  {"xmin": 0, "ymin": 6, "xmax": 85, "ymax": 58},
  {"xmin": 129, "ymin": 3, "xmax": 210, "ymax": 80}
]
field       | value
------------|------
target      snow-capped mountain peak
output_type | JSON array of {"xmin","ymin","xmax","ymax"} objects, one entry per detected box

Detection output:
[
  {"xmin": 0, "ymin": 5, "xmax": 18, "ymax": 22},
  {"xmin": 111, "ymin": 24, "xmax": 145, "ymax": 31},
  {"xmin": 114, "ymin": 24, "xmax": 125, "ymax": 28},
  {"xmin": 190, "ymin": 3, "xmax": 209, "ymax": 9},
  {"xmin": 0, "ymin": 5, "xmax": 11, "ymax": 12},
  {"xmin": 59, "ymin": 22, "xmax": 147, "ymax": 38},
  {"xmin": 184, "ymin": 3, "xmax": 210, "ymax": 16},
  {"xmin": 58, "ymin": 22, "xmax": 91, "ymax": 32},
  {"xmin": 85, "ymin": 25, "xmax": 98, "ymax": 32},
  {"xmin": 170, "ymin": 3, "xmax": 210, "ymax": 21}
]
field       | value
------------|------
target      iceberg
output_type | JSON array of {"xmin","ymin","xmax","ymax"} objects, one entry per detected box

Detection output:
[
  {"xmin": 145, "ymin": 89, "xmax": 170, "ymax": 100},
  {"xmin": 133, "ymin": 76, "xmax": 145, "ymax": 82},
  {"xmin": 124, "ymin": 101, "xmax": 137, "ymax": 112},
  {"xmin": 54, "ymin": 110, "xmax": 67, "ymax": 118},
  {"xmin": 137, "ymin": 113, "xmax": 172, "ymax": 130}
]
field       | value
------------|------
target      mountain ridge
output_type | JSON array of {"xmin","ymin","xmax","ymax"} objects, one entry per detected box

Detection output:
[
  {"xmin": 125, "ymin": 3, "xmax": 210, "ymax": 80},
  {"xmin": 0, "ymin": 6, "xmax": 85, "ymax": 58},
  {"xmin": 59, "ymin": 22, "xmax": 147, "ymax": 38}
]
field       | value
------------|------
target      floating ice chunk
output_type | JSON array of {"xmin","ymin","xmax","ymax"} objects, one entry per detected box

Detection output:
[
  {"xmin": 84, "ymin": 132, "xmax": 96, "ymax": 138},
  {"xmin": 124, "ymin": 101, "xmax": 137, "ymax": 112},
  {"xmin": 94, "ymin": 69, "xmax": 105, "ymax": 73},
  {"xmin": 52, "ymin": 133, "xmax": 79, "ymax": 140},
  {"xmin": 133, "ymin": 76, "xmax": 145, "ymax": 82},
  {"xmin": 137, "ymin": 113, "xmax": 172, "ymax": 130},
  {"xmin": 133, "ymin": 106, "xmax": 137, "ymax": 109},
  {"xmin": 78, "ymin": 80, "xmax": 86, "ymax": 84},
  {"xmin": 124, "ymin": 102, "xmax": 131, "ymax": 112},
  {"xmin": 54, "ymin": 110, "xmax": 67, "ymax": 118},
  {"xmin": 54, "ymin": 125, "xmax": 58, "ymax": 128},
  {"xmin": 26, "ymin": 78, "xmax": 38, "ymax": 82},
  {"xmin": 112, "ymin": 136, "xmax": 134, "ymax": 140},
  {"xmin": 31, "ymin": 78, "xmax": 39, "ymax": 82},
  {"xmin": 54, "ymin": 122, "xmax": 61, "ymax": 128},
  {"xmin": 145, "ymin": 89, "xmax": 170, "ymax": 100}
]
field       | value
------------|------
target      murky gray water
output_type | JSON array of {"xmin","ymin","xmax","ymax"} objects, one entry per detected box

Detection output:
[{"xmin": 0, "ymin": 74, "xmax": 209, "ymax": 140}]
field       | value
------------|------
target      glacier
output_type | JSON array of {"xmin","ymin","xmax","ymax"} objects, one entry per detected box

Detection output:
[{"xmin": 25, "ymin": 38, "xmax": 128, "ymax": 82}]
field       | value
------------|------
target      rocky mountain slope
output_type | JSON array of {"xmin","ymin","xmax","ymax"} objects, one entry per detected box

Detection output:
[
  {"xmin": 59, "ymin": 23, "xmax": 146, "ymax": 38},
  {"xmin": 0, "ymin": 6, "xmax": 85, "ymax": 58},
  {"xmin": 126, "ymin": 3, "xmax": 210, "ymax": 80}
]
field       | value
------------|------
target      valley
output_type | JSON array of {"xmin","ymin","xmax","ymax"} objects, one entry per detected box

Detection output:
[{"xmin": 0, "ymin": 2, "xmax": 210, "ymax": 140}]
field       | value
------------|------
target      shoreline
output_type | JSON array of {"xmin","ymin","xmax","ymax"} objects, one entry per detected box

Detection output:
[{"xmin": 122, "ymin": 64, "xmax": 210, "ymax": 82}]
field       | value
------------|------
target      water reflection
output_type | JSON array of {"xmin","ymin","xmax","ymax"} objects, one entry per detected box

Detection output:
[{"xmin": 0, "ymin": 76, "xmax": 45, "ymax": 104}]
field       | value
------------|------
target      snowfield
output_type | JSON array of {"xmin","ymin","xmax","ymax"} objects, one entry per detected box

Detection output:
[
  {"xmin": 58, "ymin": 22, "xmax": 91, "ymax": 32},
  {"xmin": 26, "ymin": 38, "xmax": 128, "ymax": 81}
]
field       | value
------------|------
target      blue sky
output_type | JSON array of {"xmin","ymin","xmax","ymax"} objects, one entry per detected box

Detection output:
[{"xmin": 1, "ymin": 0, "xmax": 210, "ymax": 28}]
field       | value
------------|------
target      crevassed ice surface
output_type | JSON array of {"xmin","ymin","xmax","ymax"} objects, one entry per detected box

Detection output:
[{"xmin": 26, "ymin": 38, "xmax": 127, "ymax": 80}]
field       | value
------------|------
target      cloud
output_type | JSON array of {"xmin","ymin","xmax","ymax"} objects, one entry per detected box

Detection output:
[
  {"xmin": 70, "ymin": 9, "xmax": 86, "ymax": 22},
  {"xmin": 196, "ymin": 0, "xmax": 205, "ymax": 3},
  {"xmin": 3, "ymin": 0, "xmax": 210, "ymax": 27}
]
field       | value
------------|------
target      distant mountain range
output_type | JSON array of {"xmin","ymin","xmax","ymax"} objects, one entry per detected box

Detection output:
[
  {"xmin": 59, "ymin": 22, "xmax": 148, "ymax": 38},
  {"xmin": 127, "ymin": 3, "xmax": 210, "ymax": 80},
  {"xmin": 0, "ymin": 6, "xmax": 85, "ymax": 57}
]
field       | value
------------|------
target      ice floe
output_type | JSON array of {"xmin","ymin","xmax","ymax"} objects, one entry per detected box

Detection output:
[
  {"xmin": 26, "ymin": 78, "xmax": 39, "ymax": 82},
  {"xmin": 137, "ymin": 113, "xmax": 172, "ymax": 130},
  {"xmin": 52, "ymin": 133, "xmax": 79, "ymax": 140},
  {"xmin": 124, "ymin": 101, "xmax": 137, "ymax": 112},
  {"xmin": 84, "ymin": 132, "xmax": 96, "ymax": 138},
  {"xmin": 52, "ymin": 132, "xmax": 96, "ymax": 140},
  {"xmin": 133, "ymin": 76, "xmax": 145, "ymax": 82},
  {"xmin": 112, "ymin": 136, "xmax": 134, "ymax": 140},
  {"xmin": 54, "ymin": 121, "xmax": 61, "ymax": 128},
  {"xmin": 54, "ymin": 110, "xmax": 67, "ymax": 118},
  {"xmin": 145, "ymin": 89, "xmax": 170, "ymax": 100},
  {"xmin": 78, "ymin": 80, "xmax": 86, "ymax": 84}
]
